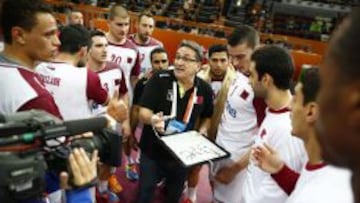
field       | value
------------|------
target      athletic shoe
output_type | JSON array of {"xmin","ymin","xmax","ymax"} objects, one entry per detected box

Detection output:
[
  {"xmin": 108, "ymin": 175, "xmax": 123, "ymax": 193},
  {"xmin": 96, "ymin": 189, "xmax": 120, "ymax": 203},
  {"xmin": 125, "ymin": 163, "xmax": 139, "ymax": 181}
]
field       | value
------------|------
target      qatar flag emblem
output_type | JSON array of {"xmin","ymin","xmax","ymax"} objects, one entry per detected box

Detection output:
[{"xmin": 240, "ymin": 90, "xmax": 249, "ymax": 100}]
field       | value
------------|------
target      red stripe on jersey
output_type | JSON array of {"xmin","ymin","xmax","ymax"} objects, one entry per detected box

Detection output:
[
  {"xmin": 18, "ymin": 69, "xmax": 62, "ymax": 119},
  {"xmin": 305, "ymin": 162, "xmax": 327, "ymax": 171},
  {"xmin": 86, "ymin": 69, "xmax": 108, "ymax": 104},
  {"xmin": 268, "ymin": 107, "xmax": 291, "ymax": 114},
  {"xmin": 271, "ymin": 164, "xmax": 300, "ymax": 195}
]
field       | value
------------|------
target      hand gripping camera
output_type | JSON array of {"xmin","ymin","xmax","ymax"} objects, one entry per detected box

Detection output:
[{"xmin": 0, "ymin": 110, "xmax": 122, "ymax": 202}]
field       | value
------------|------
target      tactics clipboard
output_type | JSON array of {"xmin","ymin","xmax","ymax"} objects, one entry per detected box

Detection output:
[{"xmin": 159, "ymin": 131, "xmax": 230, "ymax": 167}]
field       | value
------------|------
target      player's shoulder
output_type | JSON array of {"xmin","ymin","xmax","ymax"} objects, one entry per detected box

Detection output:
[
  {"xmin": 36, "ymin": 62, "xmax": 64, "ymax": 73},
  {"xmin": 103, "ymin": 61, "xmax": 121, "ymax": 72},
  {"xmin": 196, "ymin": 75, "xmax": 212, "ymax": 91},
  {"xmin": 0, "ymin": 62, "xmax": 22, "ymax": 72},
  {"xmin": 107, "ymin": 38, "xmax": 137, "ymax": 51},
  {"xmin": 127, "ymin": 34, "xmax": 136, "ymax": 43},
  {"xmin": 123, "ymin": 38, "xmax": 139, "ymax": 51},
  {"xmin": 149, "ymin": 37, "xmax": 163, "ymax": 46}
]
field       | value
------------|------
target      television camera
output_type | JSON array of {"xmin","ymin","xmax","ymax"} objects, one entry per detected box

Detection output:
[{"xmin": 0, "ymin": 110, "xmax": 122, "ymax": 202}]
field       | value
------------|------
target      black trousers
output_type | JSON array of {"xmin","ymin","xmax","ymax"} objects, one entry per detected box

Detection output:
[{"xmin": 137, "ymin": 153, "xmax": 188, "ymax": 203}]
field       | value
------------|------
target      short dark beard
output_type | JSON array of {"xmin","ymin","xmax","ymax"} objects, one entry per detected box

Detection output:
[{"xmin": 138, "ymin": 33, "xmax": 148, "ymax": 44}]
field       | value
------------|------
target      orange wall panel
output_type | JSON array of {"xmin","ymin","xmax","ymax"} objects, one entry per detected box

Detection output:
[
  {"xmin": 152, "ymin": 28, "xmax": 226, "ymax": 63},
  {"xmin": 152, "ymin": 29, "xmax": 322, "ymax": 80}
]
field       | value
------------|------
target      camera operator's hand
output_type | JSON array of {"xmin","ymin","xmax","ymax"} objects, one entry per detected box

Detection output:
[
  {"xmin": 60, "ymin": 148, "xmax": 98, "ymax": 189},
  {"xmin": 107, "ymin": 89, "xmax": 128, "ymax": 123}
]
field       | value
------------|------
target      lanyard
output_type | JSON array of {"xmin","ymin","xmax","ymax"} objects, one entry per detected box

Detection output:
[{"xmin": 170, "ymin": 81, "xmax": 197, "ymax": 124}]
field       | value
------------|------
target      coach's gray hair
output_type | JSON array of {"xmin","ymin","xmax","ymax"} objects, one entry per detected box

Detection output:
[{"xmin": 178, "ymin": 40, "xmax": 204, "ymax": 62}]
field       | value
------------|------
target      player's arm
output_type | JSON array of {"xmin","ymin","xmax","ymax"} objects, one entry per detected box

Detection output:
[
  {"xmin": 138, "ymin": 72, "xmax": 167, "ymax": 134},
  {"xmin": 196, "ymin": 83, "xmax": 214, "ymax": 135},
  {"xmin": 271, "ymin": 164, "xmax": 299, "ymax": 195},
  {"xmin": 130, "ymin": 105, "xmax": 140, "ymax": 133},
  {"xmin": 86, "ymin": 70, "xmax": 108, "ymax": 105},
  {"xmin": 118, "ymin": 91, "xmax": 131, "ymax": 137},
  {"xmin": 197, "ymin": 118, "xmax": 211, "ymax": 136},
  {"xmin": 130, "ymin": 80, "xmax": 144, "ymax": 133},
  {"xmin": 130, "ymin": 51, "xmax": 141, "ymax": 89},
  {"xmin": 86, "ymin": 70, "xmax": 128, "ymax": 122},
  {"xmin": 253, "ymin": 143, "xmax": 300, "ymax": 195},
  {"xmin": 253, "ymin": 143, "xmax": 285, "ymax": 173},
  {"xmin": 215, "ymin": 150, "xmax": 251, "ymax": 184},
  {"xmin": 130, "ymin": 76, "xmax": 139, "ymax": 91},
  {"xmin": 118, "ymin": 69, "xmax": 129, "ymax": 106},
  {"xmin": 116, "ymin": 70, "xmax": 132, "ymax": 139}
]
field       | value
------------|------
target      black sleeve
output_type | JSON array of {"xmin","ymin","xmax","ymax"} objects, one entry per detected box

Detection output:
[
  {"xmin": 138, "ymin": 72, "xmax": 164, "ymax": 111},
  {"xmin": 132, "ymin": 78, "xmax": 146, "ymax": 105},
  {"xmin": 200, "ymin": 81, "xmax": 214, "ymax": 118}
]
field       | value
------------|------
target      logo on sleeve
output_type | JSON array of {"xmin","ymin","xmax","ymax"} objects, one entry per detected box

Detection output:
[
  {"xmin": 240, "ymin": 90, "xmax": 249, "ymax": 100},
  {"xmin": 196, "ymin": 95, "xmax": 204, "ymax": 104}
]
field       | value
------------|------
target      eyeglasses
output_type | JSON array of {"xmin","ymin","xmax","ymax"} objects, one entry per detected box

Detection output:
[
  {"xmin": 153, "ymin": 59, "xmax": 168, "ymax": 64},
  {"xmin": 175, "ymin": 55, "xmax": 198, "ymax": 63}
]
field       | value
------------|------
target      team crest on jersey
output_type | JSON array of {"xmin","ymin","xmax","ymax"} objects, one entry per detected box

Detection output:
[
  {"xmin": 166, "ymin": 89, "xmax": 173, "ymax": 101},
  {"xmin": 240, "ymin": 90, "xmax": 249, "ymax": 100}
]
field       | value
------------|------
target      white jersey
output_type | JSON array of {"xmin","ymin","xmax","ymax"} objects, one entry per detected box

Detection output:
[
  {"xmin": 128, "ymin": 34, "xmax": 163, "ymax": 74},
  {"xmin": 216, "ymin": 72, "xmax": 258, "ymax": 155},
  {"xmin": 210, "ymin": 80, "xmax": 223, "ymax": 99},
  {"xmin": 286, "ymin": 165, "xmax": 353, "ymax": 203},
  {"xmin": 91, "ymin": 62, "xmax": 127, "ymax": 116},
  {"xmin": 0, "ymin": 54, "xmax": 61, "ymax": 118},
  {"xmin": 211, "ymin": 72, "xmax": 259, "ymax": 203},
  {"xmin": 107, "ymin": 39, "xmax": 141, "ymax": 99},
  {"xmin": 242, "ymin": 108, "xmax": 307, "ymax": 203},
  {"xmin": 0, "ymin": 63, "xmax": 39, "ymax": 114},
  {"xmin": 36, "ymin": 62, "xmax": 107, "ymax": 120}
]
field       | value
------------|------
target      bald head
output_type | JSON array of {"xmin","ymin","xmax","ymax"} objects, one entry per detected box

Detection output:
[{"xmin": 109, "ymin": 4, "xmax": 129, "ymax": 20}]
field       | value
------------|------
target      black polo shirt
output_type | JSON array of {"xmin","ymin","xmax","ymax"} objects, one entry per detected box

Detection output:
[
  {"xmin": 138, "ymin": 69, "xmax": 214, "ymax": 161},
  {"xmin": 133, "ymin": 77, "xmax": 148, "ymax": 105}
]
